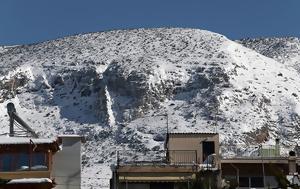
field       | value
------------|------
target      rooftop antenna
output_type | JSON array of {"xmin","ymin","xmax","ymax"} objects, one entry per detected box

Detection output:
[
  {"xmin": 163, "ymin": 113, "xmax": 169, "ymax": 163},
  {"xmin": 166, "ymin": 114, "xmax": 169, "ymax": 134},
  {"xmin": 7, "ymin": 102, "xmax": 38, "ymax": 138}
]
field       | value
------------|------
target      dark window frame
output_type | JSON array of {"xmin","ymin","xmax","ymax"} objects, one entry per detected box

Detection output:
[
  {"xmin": 239, "ymin": 177, "xmax": 250, "ymax": 187},
  {"xmin": 202, "ymin": 141, "xmax": 215, "ymax": 162},
  {"xmin": 0, "ymin": 152, "xmax": 49, "ymax": 172},
  {"xmin": 251, "ymin": 177, "xmax": 264, "ymax": 187}
]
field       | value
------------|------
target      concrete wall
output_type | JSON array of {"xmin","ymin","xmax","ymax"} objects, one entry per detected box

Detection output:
[
  {"xmin": 168, "ymin": 133, "xmax": 219, "ymax": 164},
  {"xmin": 288, "ymin": 156, "xmax": 297, "ymax": 174},
  {"xmin": 52, "ymin": 136, "xmax": 82, "ymax": 189}
]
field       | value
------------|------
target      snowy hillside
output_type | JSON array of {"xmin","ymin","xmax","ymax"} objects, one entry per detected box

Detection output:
[
  {"xmin": 1, "ymin": 28, "xmax": 300, "ymax": 188},
  {"xmin": 239, "ymin": 37, "xmax": 300, "ymax": 71}
]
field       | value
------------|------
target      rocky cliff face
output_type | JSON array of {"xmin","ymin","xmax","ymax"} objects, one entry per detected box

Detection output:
[{"xmin": 1, "ymin": 28, "xmax": 300, "ymax": 188}]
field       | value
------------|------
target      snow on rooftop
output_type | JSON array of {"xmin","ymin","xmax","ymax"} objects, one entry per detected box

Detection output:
[
  {"xmin": 0, "ymin": 136, "xmax": 56, "ymax": 145},
  {"xmin": 7, "ymin": 178, "xmax": 52, "ymax": 184},
  {"xmin": 58, "ymin": 134, "xmax": 82, "ymax": 138},
  {"xmin": 169, "ymin": 132, "xmax": 218, "ymax": 135}
]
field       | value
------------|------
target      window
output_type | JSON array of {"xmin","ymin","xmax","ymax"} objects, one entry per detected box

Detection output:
[
  {"xmin": 202, "ymin": 141, "xmax": 215, "ymax": 162},
  {"xmin": 16, "ymin": 153, "xmax": 30, "ymax": 171},
  {"xmin": 31, "ymin": 153, "xmax": 48, "ymax": 170},
  {"xmin": 0, "ymin": 153, "xmax": 30, "ymax": 171},
  {"xmin": 0, "ymin": 154, "xmax": 13, "ymax": 172},
  {"xmin": 0, "ymin": 152, "xmax": 48, "ymax": 172},
  {"xmin": 150, "ymin": 183, "xmax": 174, "ymax": 189},
  {"xmin": 239, "ymin": 177, "xmax": 249, "ymax": 187},
  {"xmin": 251, "ymin": 177, "xmax": 264, "ymax": 187}
]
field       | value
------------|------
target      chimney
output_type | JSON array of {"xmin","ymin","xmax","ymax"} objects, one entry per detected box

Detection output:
[
  {"xmin": 275, "ymin": 138, "xmax": 280, "ymax": 157},
  {"xmin": 7, "ymin": 102, "xmax": 16, "ymax": 137}
]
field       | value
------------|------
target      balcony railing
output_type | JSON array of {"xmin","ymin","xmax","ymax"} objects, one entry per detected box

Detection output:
[
  {"xmin": 117, "ymin": 150, "xmax": 197, "ymax": 166},
  {"xmin": 168, "ymin": 150, "xmax": 197, "ymax": 164},
  {"xmin": 220, "ymin": 144, "xmax": 287, "ymax": 159}
]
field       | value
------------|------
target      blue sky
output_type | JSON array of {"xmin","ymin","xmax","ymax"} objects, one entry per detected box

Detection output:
[{"xmin": 0, "ymin": 0, "xmax": 299, "ymax": 45}]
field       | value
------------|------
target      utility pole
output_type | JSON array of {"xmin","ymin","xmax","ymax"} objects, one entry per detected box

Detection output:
[
  {"xmin": 166, "ymin": 114, "xmax": 169, "ymax": 135},
  {"xmin": 156, "ymin": 113, "xmax": 169, "ymax": 162}
]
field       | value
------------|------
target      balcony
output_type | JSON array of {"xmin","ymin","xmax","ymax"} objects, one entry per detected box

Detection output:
[
  {"xmin": 220, "ymin": 144, "xmax": 287, "ymax": 161},
  {"xmin": 116, "ymin": 150, "xmax": 220, "ymax": 173},
  {"xmin": 117, "ymin": 150, "xmax": 197, "ymax": 165}
]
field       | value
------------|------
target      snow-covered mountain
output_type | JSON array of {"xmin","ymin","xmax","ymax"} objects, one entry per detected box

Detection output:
[
  {"xmin": 1, "ymin": 28, "xmax": 300, "ymax": 188},
  {"xmin": 238, "ymin": 37, "xmax": 300, "ymax": 71}
]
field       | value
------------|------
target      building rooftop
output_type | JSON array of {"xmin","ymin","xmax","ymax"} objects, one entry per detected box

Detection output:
[
  {"xmin": 7, "ymin": 178, "xmax": 52, "ymax": 184},
  {"xmin": 169, "ymin": 132, "xmax": 218, "ymax": 135},
  {"xmin": 0, "ymin": 136, "xmax": 56, "ymax": 145},
  {"xmin": 58, "ymin": 134, "xmax": 82, "ymax": 138}
]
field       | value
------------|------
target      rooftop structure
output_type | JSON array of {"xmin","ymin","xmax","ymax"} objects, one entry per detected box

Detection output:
[
  {"xmin": 0, "ymin": 135, "xmax": 84, "ymax": 189},
  {"xmin": 0, "ymin": 136, "xmax": 59, "ymax": 189},
  {"xmin": 111, "ymin": 132, "xmax": 221, "ymax": 189},
  {"xmin": 0, "ymin": 103, "xmax": 84, "ymax": 189},
  {"xmin": 111, "ymin": 132, "xmax": 300, "ymax": 189}
]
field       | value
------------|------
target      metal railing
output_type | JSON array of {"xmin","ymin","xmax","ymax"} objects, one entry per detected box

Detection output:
[
  {"xmin": 117, "ymin": 150, "xmax": 197, "ymax": 166},
  {"xmin": 116, "ymin": 150, "xmax": 166, "ymax": 166},
  {"xmin": 168, "ymin": 150, "xmax": 197, "ymax": 165},
  {"xmin": 116, "ymin": 144, "xmax": 292, "ymax": 166},
  {"xmin": 220, "ymin": 144, "xmax": 288, "ymax": 159}
]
